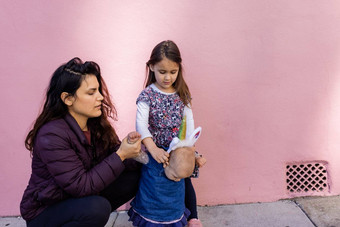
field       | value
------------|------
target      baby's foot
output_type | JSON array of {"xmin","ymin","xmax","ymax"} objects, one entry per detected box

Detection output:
[
  {"xmin": 127, "ymin": 131, "xmax": 141, "ymax": 144},
  {"xmin": 196, "ymin": 156, "xmax": 207, "ymax": 168}
]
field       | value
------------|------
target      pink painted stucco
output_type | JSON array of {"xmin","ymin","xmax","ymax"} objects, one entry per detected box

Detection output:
[{"xmin": 1, "ymin": 0, "xmax": 340, "ymax": 216}]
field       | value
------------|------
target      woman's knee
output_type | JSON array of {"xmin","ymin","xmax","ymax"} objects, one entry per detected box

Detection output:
[
  {"xmin": 75, "ymin": 196, "xmax": 111, "ymax": 226},
  {"xmin": 27, "ymin": 196, "xmax": 112, "ymax": 227},
  {"xmin": 83, "ymin": 195, "xmax": 111, "ymax": 215}
]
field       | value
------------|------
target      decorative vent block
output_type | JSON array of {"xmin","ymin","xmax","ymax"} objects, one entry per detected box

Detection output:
[{"xmin": 286, "ymin": 162, "xmax": 329, "ymax": 194}]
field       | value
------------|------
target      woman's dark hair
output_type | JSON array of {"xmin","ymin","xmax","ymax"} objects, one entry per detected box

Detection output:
[
  {"xmin": 25, "ymin": 57, "xmax": 119, "ymax": 152},
  {"xmin": 145, "ymin": 40, "xmax": 191, "ymax": 106}
]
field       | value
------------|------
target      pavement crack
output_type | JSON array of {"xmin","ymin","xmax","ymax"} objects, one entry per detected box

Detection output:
[{"xmin": 293, "ymin": 200, "xmax": 318, "ymax": 227}]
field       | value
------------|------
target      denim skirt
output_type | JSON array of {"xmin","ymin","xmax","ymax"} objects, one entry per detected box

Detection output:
[{"xmin": 130, "ymin": 153, "xmax": 186, "ymax": 222}]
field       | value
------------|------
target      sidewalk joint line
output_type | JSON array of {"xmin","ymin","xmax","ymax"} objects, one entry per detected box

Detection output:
[
  {"xmin": 111, "ymin": 212, "xmax": 118, "ymax": 227},
  {"xmin": 293, "ymin": 200, "xmax": 317, "ymax": 227}
]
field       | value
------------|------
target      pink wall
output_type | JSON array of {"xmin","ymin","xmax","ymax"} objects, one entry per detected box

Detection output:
[{"xmin": 1, "ymin": 0, "xmax": 340, "ymax": 216}]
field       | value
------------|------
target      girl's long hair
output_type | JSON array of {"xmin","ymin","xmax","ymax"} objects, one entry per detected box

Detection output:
[
  {"xmin": 145, "ymin": 40, "xmax": 191, "ymax": 106},
  {"xmin": 25, "ymin": 57, "xmax": 119, "ymax": 152}
]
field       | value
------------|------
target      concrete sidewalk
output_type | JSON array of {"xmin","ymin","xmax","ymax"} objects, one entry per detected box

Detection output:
[{"xmin": 1, "ymin": 195, "xmax": 339, "ymax": 227}]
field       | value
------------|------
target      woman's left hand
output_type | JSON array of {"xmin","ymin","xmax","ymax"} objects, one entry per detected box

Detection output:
[{"xmin": 116, "ymin": 134, "xmax": 142, "ymax": 161}]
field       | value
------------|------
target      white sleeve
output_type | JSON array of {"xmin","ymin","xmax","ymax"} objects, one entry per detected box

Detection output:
[
  {"xmin": 136, "ymin": 101, "xmax": 153, "ymax": 140},
  {"xmin": 184, "ymin": 105, "xmax": 195, "ymax": 138}
]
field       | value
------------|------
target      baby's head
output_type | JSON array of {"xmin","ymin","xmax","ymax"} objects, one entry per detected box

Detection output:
[{"xmin": 164, "ymin": 147, "xmax": 195, "ymax": 182}]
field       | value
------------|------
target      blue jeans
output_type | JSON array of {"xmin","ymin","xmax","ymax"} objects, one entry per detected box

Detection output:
[
  {"xmin": 27, "ymin": 195, "xmax": 110, "ymax": 227},
  {"xmin": 27, "ymin": 169, "xmax": 140, "ymax": 227}
]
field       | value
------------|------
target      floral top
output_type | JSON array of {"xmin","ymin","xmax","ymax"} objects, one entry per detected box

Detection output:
[{"xmin": 136, "ymin": 85, "xmax": 185, "ymax": 148}]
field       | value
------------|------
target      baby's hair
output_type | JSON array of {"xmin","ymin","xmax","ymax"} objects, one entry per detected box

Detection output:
[
  {"xmin": 167, "ymin": 147, "xmax": 195, "ymax": 179},
  {"xmin": 145, "ymin": 40, "xmax": 192, "ymax": 106}
]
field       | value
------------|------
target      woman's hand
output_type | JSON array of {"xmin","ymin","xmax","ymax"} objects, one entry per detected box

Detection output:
[{"xmin": 116, "ymin": 132, "xmax": 142, "ymax": 161}]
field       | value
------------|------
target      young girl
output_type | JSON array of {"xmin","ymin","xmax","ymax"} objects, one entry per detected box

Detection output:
[{"xmin": 128, "ymin": 40, "xmax": 206, "ymax": 227}]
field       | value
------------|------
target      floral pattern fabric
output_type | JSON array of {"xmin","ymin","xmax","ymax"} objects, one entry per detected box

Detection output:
[{"xmin": 137, "ymin": 86, "xmax": 185, "ymax": 148}]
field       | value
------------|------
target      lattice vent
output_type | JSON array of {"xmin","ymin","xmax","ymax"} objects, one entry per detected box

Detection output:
[{"xmin": 286, "ymin": 162, "xmax": 329, "ymax": 194}]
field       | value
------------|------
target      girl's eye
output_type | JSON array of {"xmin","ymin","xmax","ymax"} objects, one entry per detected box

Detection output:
[
  {"xmin": 171, "ymin": 71, "xmax": 177, "ymax": 74},
  {"xmin": 159, "ymin": 71, "xmax": 166, "ymax": 74}
]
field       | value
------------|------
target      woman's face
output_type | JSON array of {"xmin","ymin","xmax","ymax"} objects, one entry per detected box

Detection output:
[
  {"xmin": 67, "ymin": 74, "xmax": 103, "ymax": 128},
  {"xmin": 150, "ymin": 57, "xmax": 179, "ymax": 93}
]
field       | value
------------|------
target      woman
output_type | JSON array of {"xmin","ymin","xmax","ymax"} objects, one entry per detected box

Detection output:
[{"xmin": 20, "ymin": 57, "xmax": 142, "ymax": 227}]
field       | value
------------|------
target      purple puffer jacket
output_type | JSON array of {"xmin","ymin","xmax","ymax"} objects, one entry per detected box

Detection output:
[{"xmin": 20, "ymin": 114, "xmax": 133, "ymax": 221}]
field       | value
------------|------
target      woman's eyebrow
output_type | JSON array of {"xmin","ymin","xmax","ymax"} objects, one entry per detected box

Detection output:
[{"xmin": 87, "ymin": 87, "xmax": 97, "ymax": 92}]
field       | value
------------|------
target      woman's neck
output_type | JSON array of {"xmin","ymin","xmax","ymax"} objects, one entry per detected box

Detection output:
[
  {"xmin": 69, "ymin": 112, "xmax": 88, "ymax": 131},
  {"xmin": 81, "ymin": 125, "xmax": 88, "ymax": 131},
  {"xmin": 78, "ymin": 121, "xmax": 88, "ymax": 131}
]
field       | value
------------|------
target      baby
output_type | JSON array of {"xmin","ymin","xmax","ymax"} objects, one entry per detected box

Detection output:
[
  {"xmin": 164, "ymin": 146, "xmax": 196, "ymax": 182},
  {"xmin": 127, "ymin": 132, "xmax": 206, "ymax": 181}
]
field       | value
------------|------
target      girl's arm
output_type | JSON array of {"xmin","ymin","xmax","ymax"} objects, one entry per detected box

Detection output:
[
  {"xmin": 136, "ymin": 101, "xmax": 169, "ymax": 164},
  {"xmin": 136, "ymin": 101, "xmax": 152, "ymax": 140},
  {"xmin": 142, "ymin": 137, "xmax": 169, "ymax": 165}
]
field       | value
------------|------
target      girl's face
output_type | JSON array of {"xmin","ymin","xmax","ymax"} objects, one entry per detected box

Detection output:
[
  {"xmin": 150, "ymin": 57, "xmax": 179, "ymax": 93},
  {"xmin": 66, "ymin": 74, "xmax": 104, "ymax": 129}
]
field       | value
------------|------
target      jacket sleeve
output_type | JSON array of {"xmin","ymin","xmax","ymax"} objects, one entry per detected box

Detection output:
[{"xmin": 35, "ymin": 128, "xmax": 126, "ymax": 197}]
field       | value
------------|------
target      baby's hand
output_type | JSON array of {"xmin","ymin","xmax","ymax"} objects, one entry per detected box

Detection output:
[
  {"xmin": 127, "ymin": 131, "xmax": 141, "ymax": 144},
  {"xmin": 149, "ymin": 147, "xmax": 169, "ymax": 166},
  {"xmin": 196, "ymin": 156, "xmax": 206, "ymax": 168}
]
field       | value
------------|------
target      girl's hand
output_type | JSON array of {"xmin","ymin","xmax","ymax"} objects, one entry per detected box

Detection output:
[
  {"xmin": 196, "ymin": 156, "xmax": 207, "ymax": 168},
  {"xmin": 142, "ymin": 137, "xmax": 169, "ymax": 166},
  {"xmin": 116, "ymin": 133, "xmax": 142, "ymax": 161},
  {"xmin": 149, "ymin": 147, "xmax": 169, "ymax": 166}
]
